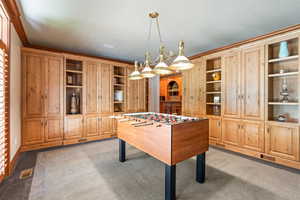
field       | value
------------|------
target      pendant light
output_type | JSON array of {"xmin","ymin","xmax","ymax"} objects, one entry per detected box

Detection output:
[
  {"xmin": 169, "ymin": 40, "xmax": 194, "ymax": 71},
  {"xmin": 128, "ymin": 61, "xmax": 143, "ymax": 80},
  {"xmin": 141, "ymin": 52, "xmax": 156, "ymax": 78},
  {"xmin": 153, "ymin": 46, "xmax": 173, "ymax": 75}
]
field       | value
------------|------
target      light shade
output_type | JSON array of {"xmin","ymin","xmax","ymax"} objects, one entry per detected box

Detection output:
[
  {"xmin": 169, "ymin": 40, "xmax": 194, "ymax": 71},
  {"xmin": 128, "ymin": 61, "xmax": 143, "ymax": 80},
  {"xmin": 153, "ymin": 46, "xmax": 173, "ymax": 75},
  {"xmin": 141, "ymin": 54, "xmax": 156, "ymax": 78}
]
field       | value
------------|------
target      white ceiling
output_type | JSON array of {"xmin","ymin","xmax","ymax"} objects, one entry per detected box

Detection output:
[{"xmin": 18, "ymin": 0, "xmax": 300, "ymax": 62}]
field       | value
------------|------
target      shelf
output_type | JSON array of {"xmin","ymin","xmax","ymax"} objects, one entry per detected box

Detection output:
[
  {"xmin": 267, "ymin": 120, "xmax": 299, "ymax": 124},
  {"xmin": 206, "ymin": 68, "xmax": 221, "ymax": 73},
  {"xmin": 114, "ymin": 75, "xmax": 126, "ymax": 78},
  {"xmin": 206, "ymin": 103, "xmax": 221, "ymax": 105},
  {"xmin": 268, "ymin": 55, "xmax": 298, "ymax": 63},
  {"xmin": 114, "ymin": 84, "xmax": 125, "ymax": 87},
  {"xmin": 268, "ymin": 71, "xmax": 298, "ymax": 78},
  {"xmin": 66, "ymin": 70, "xmax": 83, "ymax": 74},
  {"xmin": 114, "ymin": 101, "xmax": 124, "ymax": 104},
  {"xmin": 206, "ymin": 80, "xmax": 221, "ymax": 84},
  {"xmin": 66, "ymin": 85, "xmax": 83, "ymax": 88},
  {"xmin": 268, "ymin": 102, "xmax": 299, "ymax": 106},
  {"xmin": 206, "ymin": 91, "xmax": 221, "ymax": 94}
]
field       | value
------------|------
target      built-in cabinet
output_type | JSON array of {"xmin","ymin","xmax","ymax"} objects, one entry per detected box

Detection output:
[{"xmin": 21, "ymin": 48, "xmax": 147, "ymax": 151}]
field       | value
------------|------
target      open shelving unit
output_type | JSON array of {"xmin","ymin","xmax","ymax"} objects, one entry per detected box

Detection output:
[
  {"xmin": 266, "ymin": 37, "xmax": 299, "ymax": 123},
  {"xmin": 113, "ymin": 66, "xmax": 127, "ymax": 112},
  {"xmin": 65, "ymin": 59, "xmax": 83, "ymax": 115},
  {"xmin": 205, "ymin": 57, "xmax": 222, "ymax": 116}
]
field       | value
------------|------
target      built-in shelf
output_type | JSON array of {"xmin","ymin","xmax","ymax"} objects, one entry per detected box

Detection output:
[
  {"xmin": 114, "ymin": 75, "xmax": 126, "ymax": 78},
  {"xmin": 66, "ymin": 85, "xmax": 83, "ymax": 88},
  {"xmin": 268, "ymin": 71, "xmax": 299, "ymax": 78},
  {"xmin": 206, "ymin": 68, "xmax": 221, "ymax": 73},
  {"xmin": 114, "ymin": 84, "xmax": 125, "ymax": 87},
  {"xmin": 206, "ymin": 91, "xmax": 221, "ymax": 94},
  {"xmin": 66, "ymin": 70, "xmax": 83, "ymax": 74},
  {"xmin": 114, "ymin": 101, "xmax": 124, "ymax": 104},
  {"xmin": 206, "ymin": 103, "xmax": 221, "ymax": 105},
  {"xmin": 268, "ymin": 119, "xmax": 299, "ymax": 124},
  {"xmin": 268, "ymin": 102, "xmax": 299, "ymax": 106},
  {"xmin": 206, "ymin": 80, "xmax": 221, "ymax": 84},
  {"xmin": 268, "ymin": 55, "xmax": 299, "ymax": 63}
]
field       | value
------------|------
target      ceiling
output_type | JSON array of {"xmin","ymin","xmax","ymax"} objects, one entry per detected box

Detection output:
[{"xmin": 18, "ymin": 0, "xmax": 300, "ymax": 62}]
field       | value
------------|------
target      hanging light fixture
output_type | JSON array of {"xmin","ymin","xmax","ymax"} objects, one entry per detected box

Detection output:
[
  {"xmin": 128, "ymin": 61, "xmax": 143, "ymax": 80},
  {"xmin": 169, "ymin": 40, "xmax": 194, "ymax": 71},
  {"xmin": 141, "ymin": 52, "xmax": 156, "ymax": 78},
  {"xmin": 129, "ymin": 11, "xmax": 194, "ymax": 80}
]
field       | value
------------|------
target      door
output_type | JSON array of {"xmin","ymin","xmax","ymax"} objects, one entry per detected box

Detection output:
[
  {"xmin": 23, "ymin": 118, "xmax": 45, "ymax": 145},
  {"xmin": 127, "ymin": 67, "xmax": 138, "ymax": 112},
  {"xmin": 45, "ymin": 118, "xmax": 63, "ymax": 142},
  {"xmin": 64, "ymin": 116, "xmax": 83, "ymax": 140},
  {"xmin": 45, "ymin": 56, "xmax": 63, "ymax": 118},
  {"xmin": 22, "ymin": 53, "xmax": 45, "ymax": 118},
  {"xmin": 138, "ymin": 79, "xmax": 146, "ymax": 112},
  {"xmin": 222, "ymin": 118, "xmax": 240, "ymax": 146},
  {"xmin": 240, "ymin": 120, "xmax": 264, "ymax": 152},
  {"xmin": 193, "ymin": 60, "xmax": 206, "ymax": 116},
  {"xmin": 85, "ymin": 115, "xmax": 100, "ymax": 137},
  {"xmin": 209, "ymin": 117, "xmax": 222, "ymax": 142},
  {"xmin": 99, "ymin": 63, "xmax": 112, "ymax": 113},
  {"xmin": 101, "ymin": 115, "xmax": 113, "ymax": 135},
  {"xmin": 86, "ymin": 61, "xmax": 99, "ymax": 114},
  {"xmin": 182, "ymin": 70, "xmax": 191, "ymax": 116},
  {"xmin": 223, "ymin": 51, "xmax": 241, "ymax": 118},
  {"xmin": 265, "ymin": 123, "xmax": 299, "ymax": 161},
  {"xmin": 241, "ymin": 45, "xmax": 264, "ymax": 120}
]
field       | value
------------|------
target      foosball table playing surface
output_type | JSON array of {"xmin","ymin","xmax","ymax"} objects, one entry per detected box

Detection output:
[{"xmin": 116, "ymin": 112, "xmax": 209, "ymax": 200}]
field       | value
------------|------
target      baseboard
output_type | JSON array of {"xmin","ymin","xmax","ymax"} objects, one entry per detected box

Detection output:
[{"xmin": 9, "ymin": 147, "xmax": 21, "ymax": 176}]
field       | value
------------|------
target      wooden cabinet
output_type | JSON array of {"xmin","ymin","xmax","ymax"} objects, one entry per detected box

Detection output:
[
  {"xmin": 241, "ymin": 45, "xmax": 264, "ymax": 121},
  {"xmin": 223, "ymin": 50, "xmax": 241, "ymax": 118},
  {"xmin": 23, "ymin": 118, "xmax": 45, "ymax": 145},
  {"xmin": 222, "ymin": 118, "xmax": 240, "ymax": 146},
  {"xmin": 85, "ymin": 115, "xmax": 101, "ymax": 137},
  {"xmin": 265, "ymin": 123, "xmax": 299, "ymax": 161},
  {"xmin": 99, "ymin": 63, "xmax": 112, "ymax": 113},
  {"xmin": 45, "ymin": 118, "xmax": 63, "ymax": 142},
  {"xmin": 85, "ymin": 61, "xmax": 100, "ymax": 114},
  {"xmin": 101, "ymin": 115, "xmax": 113, "ymax": 135},
  {"xmin": 138, "ymin": 79, "xmax": 147, "ymax": 112},
  {"xmin": 22, "ymin": 53, "xmax": 45, "ymax": 118},
  {"xmin": 64, "ymin": 116, "xmax": 84, "ymax": 140},
  {"xmin": 208, "ymin": 116, "xmax": 222, "ymax": 142},
  {"xmin": 240, "ymin": 120, "xmax": 264, "ymax": 152}
]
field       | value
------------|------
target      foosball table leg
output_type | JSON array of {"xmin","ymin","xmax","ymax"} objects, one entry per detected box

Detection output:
[
  {"xmin": 165, "ymin": 164, "xmax": 176, "ymax": 200},
  {"xmin": 119, "ymin": 139, "xmax": 126, "ymax": 162},
  {"xmin": 196, "ymin": 152, "xmax": 206, "ymax": 183}
]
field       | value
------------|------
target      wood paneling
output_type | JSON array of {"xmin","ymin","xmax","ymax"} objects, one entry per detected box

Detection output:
[{"xmin": 23, "ymin": 118, "xmax": 44, "ymax": 145}]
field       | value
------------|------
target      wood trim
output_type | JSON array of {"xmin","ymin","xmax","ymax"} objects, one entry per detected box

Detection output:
[
  {"xmin": 2, "ymin": 0, "xmax": 29, "ymax": 45},
  {"xmin": 190, "ymin": 24, "xmax": 300, "ymax": 60},
  {"xmin": 9, "ymin": 147, "xmax": 21, "ymax": 176}
]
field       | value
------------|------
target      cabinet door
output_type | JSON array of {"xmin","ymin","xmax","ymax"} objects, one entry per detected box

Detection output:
[
  {"xmin": 45, "ymin": 56, "xmax": 63, "ymax": 117},
  {"xmin": 241, "ymin": 46, "xmax": 264, "ymax": 120},
  {"xmin": 194, "ymin": 60, "xmax": 206, "ymax": 116},
  {"xmin": 127, "ymin": 67, "xmax": 138, "ymax": 112},
  {"xmin": 45, "ymin": 118, "xmax": 63, "ymax": 142},
  {"xmin": 23, "ymin": 118, "xmax": 45, "ymax": 145},
  {"xmin": 85, "ymin": 116, "xmax": 100, "ymax": 137},
  {"xmin": 99, "ymin": 63, "xmax": 112, "ymax": 113},
  {"xmin": 240, "ymin": 120, "xmax": 264, "ymax": 152},
  {"xmin": 182, "ymin": 70, "xmax": 191, "ymax": 116},
  {"xmin": 138, "ymin": 79, "xmax": 146, "ymax": 112},
  {"xmin": 209, "ymin": 117, "xmax": 222, "ymax": 142},
  {"xmin": 86, "ymin": 61, "xmax": 99, "ymax": 114},
  {"xmin": 101, "ymin": 115, "xmax": 113, "ymax": 135},
  {"xmin": 222, "ymin": 118, "xmax": 240, "ymax": 146},
  {"xmin": 64, "ymin": 116, "xmax": 83, "ymax": 140},
  {"xmin": 22, "ymin": 53, "xmax": 45, "ymax": 118},
  {"xmin": 265, "ymin": 124, "xmax": 299, "ymax": 161},
  {"xmin": 223, "ymin": 51, "xmax": 241, "ymax": 118}
]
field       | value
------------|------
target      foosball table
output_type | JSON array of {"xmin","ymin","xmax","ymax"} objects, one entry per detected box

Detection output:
[{"xmin": 116, "ymin": 112, "xmax": 209, "ymax": 200}]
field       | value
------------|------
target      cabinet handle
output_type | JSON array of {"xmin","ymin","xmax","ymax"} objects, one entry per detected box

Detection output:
[
  {"xmin": 238, "ymin": 124, "xmax": 240, "ymax": 129},
  {"xmin": 217, "ymin": 121, "xmax": 221, "ymax": 127}
]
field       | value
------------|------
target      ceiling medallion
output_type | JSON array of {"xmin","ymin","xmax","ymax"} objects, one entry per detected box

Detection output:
[{"xmin": 128, "ymin": 12, "xmax": 194, "ymax": 80}]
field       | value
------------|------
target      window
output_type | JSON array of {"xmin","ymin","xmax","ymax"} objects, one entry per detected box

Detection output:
[{"xmin": 0, "ymin": 1, "xmax": 9, "ymax": 182}]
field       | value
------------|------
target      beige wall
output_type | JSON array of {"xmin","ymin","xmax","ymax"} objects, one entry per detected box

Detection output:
[{"xmin": 9, "ymin": 25, "xmax": 22, "ymax": 161}]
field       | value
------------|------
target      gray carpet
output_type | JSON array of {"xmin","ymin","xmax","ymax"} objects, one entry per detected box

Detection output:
[{"xmin": 29, "ymin": 139, "xmax": 300, "ymax": 200}]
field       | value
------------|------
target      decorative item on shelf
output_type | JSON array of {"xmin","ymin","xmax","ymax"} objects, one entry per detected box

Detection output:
[
  {"xmin": 279, "ymin": 41, "xmax": 289, "ymax": 58},
  {"xmin": 130, "ymin": 11, "xmax": 193, "ymax": 80},
  {"xmin": 212, "ymin": 72, "xmax": 221, "ymax": 81},
  {"xmin": 70, "ymin": 91, "xmax": 80, "ymax": 114},
  {"xmin": 213, "ymin": 83, "xmax": 221, "ymax": 91},
  {"xmin": 279, "ymin": 69, "xmax": 285, "ymax": 74},
  {"xmin": 280, "ymin": 77, "xmax": 289, "ymax": 103},
  {"xmin": 67, "ymin": 74, "xmax": 73, "ymax": 85},
  {"xmin": 213, "ymin": 96, "xmax": 220, "ymax": 104},
  {"xmin": 114, "ymin": 90, "xmax": 124, "ymax": 102},
  {"xmin": 213, "ymin": 105, "xmax": 220, "ymax": 115},
  {"xmin": 277, "ymin": 114, "xmax": 288, "ymax": 122}
]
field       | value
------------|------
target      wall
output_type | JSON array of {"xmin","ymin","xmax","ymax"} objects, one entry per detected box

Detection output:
[
  {"xmin": 148, "ymin": 76, "xmax": 160, "ymax": 112},
  {"xmin": 9, "ymin": 25, "xmax": 22, "ymax": 161}
]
